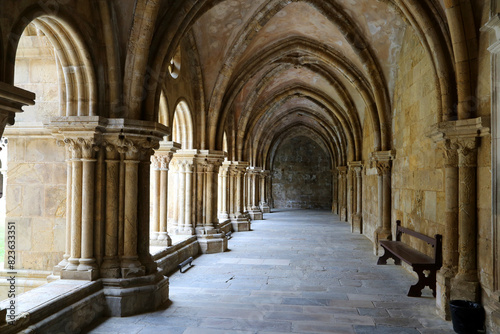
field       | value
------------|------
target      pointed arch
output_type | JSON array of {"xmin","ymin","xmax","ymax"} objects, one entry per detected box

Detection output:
[{"xmin": 172, "ymin": 99, "xmax": 194, "ymax": 149}]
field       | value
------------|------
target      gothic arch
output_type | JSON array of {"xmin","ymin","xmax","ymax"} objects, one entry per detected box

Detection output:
[
  {"xmin": 8, "ymin": 13, "xmax": 97, "ymax": 117},
  {"xmin": 172, "ymin": 99, "xmax": 194, "ymax": 149}
]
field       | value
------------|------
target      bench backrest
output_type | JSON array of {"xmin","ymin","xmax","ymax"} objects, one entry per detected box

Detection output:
[{"xmin": 395, "ymin": 220, "xmax": 442, "ymax": 267}]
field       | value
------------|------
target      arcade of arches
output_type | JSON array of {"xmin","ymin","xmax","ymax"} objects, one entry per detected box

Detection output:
[{"xmin": 0, "ymin": 0, "xmax": 500, "ymax": 332}]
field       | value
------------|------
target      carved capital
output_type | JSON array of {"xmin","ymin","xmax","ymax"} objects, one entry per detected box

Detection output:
[
  {"xmin": 375, "ymin": 161, "xmax": 391, "ymax": 176},
  {"xmin": 58, "ymin": 137, "xmax": 99, "ymax": 160},
  {"xmin": 456, "ymin": 137, "xmax": 479, "ymax": 168},
  {"xmin": 440, "ymin": 139, "xmax": 459, "ymax": 168},
  {"xmin": 105, "ymin": 135, "xmax": 160, "ymax": 160}
]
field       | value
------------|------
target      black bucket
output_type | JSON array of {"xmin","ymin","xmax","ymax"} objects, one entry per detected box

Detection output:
[{"xmin": 449, "ymin": 300, "xmax": 485, "ymax": 334}]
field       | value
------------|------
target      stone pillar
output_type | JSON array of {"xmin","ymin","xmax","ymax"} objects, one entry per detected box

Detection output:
[
  {"xmin": 54, "ymin": 149, "xmax": 72, "ymax": 274},
  {"xmin": 230, "ymin": 161, "xmax": 251, "ymax": 231},
  {"xmin": 428, "ymin": 118, "xmax": 489, "ymax": 316},
  {"xmin": 337, "ymin": 166, "xmax": 347, "ymax": 221},
  {"xmin": 371, "ymin": 151, "xmax": 395, "ymax": 255},
  {"xmin": 150, "ymin": 141, "xmax": 179, "ymax": 246},
  {"xmin": 435, "ymin": 139, "xmax": 459, "ymax": 319},
  {"xmin": 101, "ymin": 143, "xmax": 121, "ymax": 278},
  {"xmin": 349, "ymin": 162, "xmax": 363, "ymax": 234},
  {"xmin": 218, "ymin": 161, "xmax": 230, "ymax": 221},
  {"xmin": 56, "ymin": 136, "xmax": 99, "ymax": 281},
  {"xmin": 331, "ymin": 169, "xmax": 338, "ymax": 214},
  {"xmin": 247, "ymin": 166, "xmax": 263, "ymax": 220},
  {"xmin": 451, "ymin": 137, "xmax": 480, "ymax": 301},
  {"xmin": 259, "ymin": 170, "xmax": 271, "ymax": 213}
]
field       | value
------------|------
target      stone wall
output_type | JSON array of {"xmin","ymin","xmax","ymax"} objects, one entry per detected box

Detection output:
[
  {"xmin": 390, "ymin": 26, "xmax": 445, "ymax": 256},
  {"xmin": 4, "ymin": 136, "xmax": 66, "ymax": 270},
  {"xmin": 271, "ymin": 136, "xmax": 331, "ymax": 209}
]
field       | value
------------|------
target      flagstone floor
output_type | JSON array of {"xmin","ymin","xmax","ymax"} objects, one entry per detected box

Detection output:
[{"xmin": 85, "ymin": 209, "xmax": 455, "ymax": 334}]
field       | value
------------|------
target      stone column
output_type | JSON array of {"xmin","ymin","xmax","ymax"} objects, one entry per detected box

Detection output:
[
  {"xmin": 451, "ymin": 137, "xmax": 480, "ymax": 301},
  {"xmin": 218, "ymin": 161, "xmax": 230, "ymax": 221},
  {"xmin": 371, "ymin": 150, "xmax": 395, "ymax": 255},
  {"xmin": 428, "ymin": 118, "xmax": 489, "ymax": 316},
  {"xmin": 150, "ymin": 156, "xmax": 161, "ymax": 241},
  {"xmin": 331, "ymin": 169, "xmax": 338, "ymax": 214},
  {"xmin": 167, "ymin": 160, "xmax": 180, "ymax": 234},
  {"xmin": 158, "ymin": 156, "xmax": 170, "ymax": 243},
  {"xmin": 150, "ymin": 141, "xmax": 179, "ymax": 246},
  {"xmin": 436, "ymin": 139, "xmax": 459, "ymax": 319},
  {"xmin": 121, "ymin": 142, "xmax": 145, "ymax": 277},
  {"xmin": 337, "ymin": 166, "xmax": 347, "ymax": 221},
  {"xmin": 247, "ymin": 167, "xmax": 263, "ymax": 220},
  {"xmin": 184, "ymin": 161, "xmax": 194, "ymax": 234},
  {"xmin": 259, "ymin": 170, "xmax": 271, "ymax": 213},
  {"xmin": 230, "ymin": 162, "xmax": 251, "ymax": 231},
  {"xmin": 101, "ymin": 143, "xmax": 120, "ymax": 278},
  {"xmin": 79, "ymin": 139, "xmax": 98, "ymax": 272},
  {"xmin": 350, "ymin": 162, "xmax": 363, "ymax": 234},
  {"xmin": 67, "ymin": 140, "xmax": 83, "ymax": 272}
]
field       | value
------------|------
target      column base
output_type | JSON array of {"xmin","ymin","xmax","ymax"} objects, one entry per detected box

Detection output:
[
  {"xmin": 197, "ymin": 233, "xmax": 228, "ymax": 254},
  {"xmin": 231, "ymin": 217, "xmax": 251, "ymax": 231},
  {"xmin": 216, "ymin": 219, "xmax": 232, "ymax": 233},
  {"xmin": 340, "ymin": 207, "xmax": 347, "ymax": 221},
  {"xmin": 102, "ymin": 272, "xmax": 169, "ymax": 317},
  {"xmin": 436, "ymin": 269, "xmax": 454, "ymax": 320},
  {"xmin": 451, "ymin": 275, "xmax": 480, "ymax": 302},
  {"xmin": 484, "ymin": 291, "xmax": 500, "ymax": 333},
  {"xmin": 120, "ymin": 257, "xmax": 146, "ymax": 278},
  {"xmin": 260, "ymin": 203, "xmax": 270, "ymax": 213},
  {"xmin": 100, "ymin": 258, "xmax": 121, "ymax": 278},
  {"xmin": 150, "ymin": 236, "xmax": 172, "ymax": 247},
  {"xmin": 248, "ymin": 209, "xmax": 263, "ymax": 220},
  {"xmin": 61, "ymin": 269, "xmax": 99, "ymax": 281},
  {"xmin": 352, "ymin": 214, "xmax": 362, "ymax": 234}
]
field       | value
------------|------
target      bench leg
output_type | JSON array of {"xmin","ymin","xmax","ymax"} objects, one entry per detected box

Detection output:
[
  {"xmin": 408, "ymin": 268, "xmax": 436, "ymax": 298},
  {"xmin": 377, "ymin": 250, "xmax": 401, "ymax": 266}
]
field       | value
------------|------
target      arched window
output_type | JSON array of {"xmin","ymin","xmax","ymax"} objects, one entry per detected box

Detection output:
[{"xmin": 172, "ymin": 100, "xmax": 193, "ymax": 149}]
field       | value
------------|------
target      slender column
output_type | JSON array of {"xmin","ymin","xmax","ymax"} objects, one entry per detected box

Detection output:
[
  {"xmin": 218, "ymin": 170, "xmax": 222, "ymax": 219},
  {"xmin": 150, "ymin": 156, "xmax": 161, "ymax": 240},
  {"xmin": 222, "ymin": 168, "xmax": 228, "ymax": 218},
  {"xmin": 246, "ymin": 171, "xmax": 251, "ymax": 212},
  {"xmin": 355, "ymin": 167, "xmax": 362, "ymax": 216},
  {"xmin": 337, "ymin": 167, "xmax": 347, "ymax": 221},
  {"xmin": 184, "ymin": 162, "xmax": 194, "ymax": 234},
  {"xmin": 101, "ymin": 144, "xmax": 120, "ymax": 278},
  {"xmin": 196, "ymin": 163, "xmax": 205, "ymax": 229},
  {"xmin": 251, "ymin": 172, "xmax": 257, "ymax": 210},
  {"xmin": 331, "ymin": 169, "xmax": 338, "ymax": 214},
  {"xmin": 178, "ymin": 162, "xmax": 186, "ymax": 232},
  {"xmin": 158, "ymin": 155, "xmax": 171, "ymax": 244},
  {"xmin": 205, "ymin": 163, "xmax": 215, "ymax": 229},
  {"xmin": 78, "ymin": 139, "xmax": 98, "ymax": 271},
  {"xmin": 169, "ymin": 161, "xmax": 179, "ymax": 233},
  {"xmin": 67, "ymin": 140, "xmax": 83, "ymax": 271},
  {"xmin": 121, "ymin": 146, "xmax": 144, "ymax": 276},
  {"xmin": 260, "ymin": 173, "xmax": 265, "ymax": 205},
  {"xmin": 236, "ymin": 169, "xmax": 243, "ymax": 216},
  {"xmin": 375, "ymin": 161, "xmax": 392, "ymax": 238}
]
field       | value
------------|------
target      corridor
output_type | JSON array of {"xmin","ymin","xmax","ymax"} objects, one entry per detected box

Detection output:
[{"xmin": 86, "ymin": 210, "xmax": 454, "ymax": 334}]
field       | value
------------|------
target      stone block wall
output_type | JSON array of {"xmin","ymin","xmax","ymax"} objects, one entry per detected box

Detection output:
[
  {"xmin": 4, "ymin": 136, "xmax": 66, "ymax": 270},
  {"xmin": 390, "ymin": 27, "xmax": 445, "ymax": 256},
  {"xmin": 271, "ymin": 136, "xmax": 332, "ymax": 209}
]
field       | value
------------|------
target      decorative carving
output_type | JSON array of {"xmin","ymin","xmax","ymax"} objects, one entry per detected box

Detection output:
[
  {"xmin": 375, "ymin": 161, "xmax": 391, "ymax": 176},
  {"xmin": 441, "ymin": 139, "xmax": 459, "ymax": 168},
  {"xmin": 456, "ymin": 138, "xmax": 479, "ymax": 168}
]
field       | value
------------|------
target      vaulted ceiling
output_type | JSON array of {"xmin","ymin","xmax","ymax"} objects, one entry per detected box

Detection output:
[{"xmin": 148, "ymin": 0, "xmax": 455, "ymax": 168}]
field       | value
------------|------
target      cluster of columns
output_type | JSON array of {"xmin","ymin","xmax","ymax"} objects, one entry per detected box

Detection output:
[
  {"xmin": 429, "ymin": 118, "xmax": 489, "ymax": 318},
  {"xmin": 165, "ymin": 149, "xmax": 225, "ymax": 236},
  {"xmin": 334, "ymin": 162, "xmax": 364, "ymax": 235},
  {"xmin": 217, "ymin": 162, "xmax": 272, "ymax": 232}
]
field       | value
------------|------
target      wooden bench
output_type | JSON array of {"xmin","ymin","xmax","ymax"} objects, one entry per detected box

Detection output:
[{"xmin": 377, "ymin": 220, "xmax": 442, "ymax": 297}]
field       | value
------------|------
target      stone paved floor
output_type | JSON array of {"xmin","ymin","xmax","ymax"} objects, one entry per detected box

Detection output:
[{"xmin": 85, "ymin": 209, "xmax": 455, "ymax": 334}]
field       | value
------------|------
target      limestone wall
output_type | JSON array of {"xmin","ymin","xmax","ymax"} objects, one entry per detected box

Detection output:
[
  {"xmin": 3, "ymin": 136, "xmax": 66, "ymax": 270},
  {"xmin": 271, "ymin": 136, "xmax": 332, "ymax": 209},
  {"xmin": 390, "ymin": 27, "xmax": 445, "ymax": 256}
]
